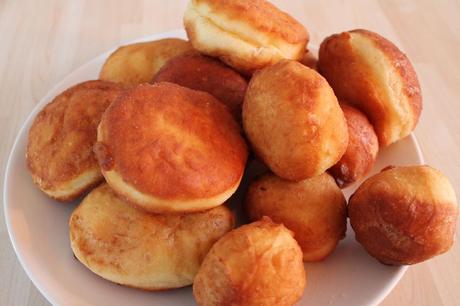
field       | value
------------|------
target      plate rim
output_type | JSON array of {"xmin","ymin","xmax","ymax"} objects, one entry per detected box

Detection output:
[{"xmin": 3, "ymin": 28, "xmax": 424, "ymax": 306}]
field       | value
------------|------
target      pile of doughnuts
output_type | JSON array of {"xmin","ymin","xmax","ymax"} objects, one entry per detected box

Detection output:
[{"xmin": 26, "ymin": 0, "xmax": 457, "ymax": 305}]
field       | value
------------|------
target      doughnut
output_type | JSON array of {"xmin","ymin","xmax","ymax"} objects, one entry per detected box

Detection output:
[
  {"xmin": 193, "ymin": 217, "xmax": 306, "ymax": 306},
  {"xmin": 95, "ymin": 82, "xmax": 248, "ymax": 213},
  {"xmin": 246, "ymin": 173, "xmax": 347, "ymax": 261},
  {"xmin": 349, "ymin": 165, "xmax": 458, "ymax": 265},
  {"xmin": 184, "ymin": 0, "xmax": 308, "ymax": 74},
  {"xmin": 318, "ymin": 29, "xmax": 422, "ymax": 146},
  {"xmin": 99, "ymin": 38, "xmax": 193, "ymax": 86},
  {"xmin": 300, "ymin": 50, "xmax": 318, "ymax": 70},
  {"xmin": 26, "ymin": 80, "xmax": 124, "ymax": 201},
  {"xmin": 243, "ymin": 60, "xmax": 348, "ymax": 181},
  {"xmin": 329, "ymin": 103, "xmax": 379, "ymax": 187},
  {"xmin": 70, "ymin": 184, "xmax": 234, "ymax": 290},
  {"xmin": 153, "ymin": 53, "xmax": 247, "ymax": 122}
]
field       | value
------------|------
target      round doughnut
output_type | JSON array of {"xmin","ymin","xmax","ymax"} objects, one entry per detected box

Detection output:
[
  {"xmin": 95, "ymin": 82, "xmax": 248, "ymax": 213},
  {"xmin": 243, "ymin": 60, "xmax": 348, "ymax": 181},
  {"xmin": 184, "ymin": 0, "xmax": 309, "ymax": 74},
  {"xmin": 70, "ymin": 183, "xmax": 234, "ymax": 290},
  {"xmin": 349, "ymin": 165, "xmax": 458, "ymax": 265},
  {"xmin": 329, "ymin": 103, "xmax": 379, "ymax": 187},
  {"xmin": 26, "ymin": 80, "xmax": 124, "ymax": 201},
  {"xmin": 193, "ymin": 217, "xmax": 306, "ymax": 306},
  {"xmin": 99, "ymin": 38, "xmax": 193, "ymax": 86},
  {"xmin": 153, "ymin": 53, "xmax": 247, "ymax": 122},
  {"xmin": 246, "ymin": 173, "xmax": 347, "ymax": 261},
  {"xmin": 318, "ymin": 29, "xmax": 422, "ymax": 146}
]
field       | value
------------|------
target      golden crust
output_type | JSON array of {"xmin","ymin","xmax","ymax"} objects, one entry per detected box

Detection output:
[
  {"xmin": 193, "ymin": 217, "xmax": 306, "ymax": 306},
  {"xmin": 153, "ymin": 53, "xmax": 247, "ymax": 122},
  {"xmin": 99, "ymin": 39, "xmax": 193, "ymax": 86},
  {"xmin": 318, "ymin": 29, "xmax": 422, "ymax": 146},
  {"xmin": 26, "ymin": 80, "xmax": 124, "ymax": 201},
  {"xmin": 246, "ymin": 173, "xmax": 347, "ymax": 261},
  {"xmin": 96, "ymin": 82, "xmax": 248, "ymax": 213},
  {"xmin": 243, "ymin": 60, "xmax": 348, "ymax": 181},
  {"xmin": 70, "ymin": 183, "xmax": 234, "ymax": 290},
  {"xmin": 349, "ymin": 165, "xmax": 458, "ymax": 265},
  {"xmin": 329, "ymin": 103, "xmax": 379, "ymax": 187},
  {"xmin": 184, "ymin": 0, "xmax": 308, "ymax": 74}
]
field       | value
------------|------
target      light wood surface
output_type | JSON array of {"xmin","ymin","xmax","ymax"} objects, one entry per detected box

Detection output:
[{"xmin": 1, "ymin": 1, "xmax": 459, "ymax": 305}]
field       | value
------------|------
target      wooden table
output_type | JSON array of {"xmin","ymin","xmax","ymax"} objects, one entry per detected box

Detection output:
[{"xmin": 1, "ymin": 1, "xmax": 459, "ymax": 305}]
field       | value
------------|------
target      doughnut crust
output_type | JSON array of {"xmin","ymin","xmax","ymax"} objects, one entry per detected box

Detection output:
[
  {"xmin": 99, "ymin": 39, "xmax": 193, "ymax": 86},
  {"xmin": 193, "ymin": 217, "xmax": 306, "ymax": 306},
  {"xmin": 329, "ymin": 103, "xmax": 379, "ymax": 187},
  {"xmin": 246, "ymin": 173, "xmax": 347, "ymax": 261},
  {"xmin": 349, "ymin": 165, "xmax": 458, "ymax": 265},
  {"xmin": 184, "ymin": 0, "xmax": 309, "ymax": 74},
  {"xmin": 318, "ymin": 29, "xmax": 422, "ymax": 146},
  {"xmin": 95, "ymin": 82, "xmax": 248, "ymax": 213},
  {"xmin": 153, "ymin": 53, "xmax": 247, "ymax": 122},
  {"xmin": 70, "ymin": 184, "xmax": 234, "ymax": 290},
  {"xmin": 26, "ymin": 80, "xmax": 124, "ymax": 201},
  {"xmin": 243, "ymin": 60, "xmax": 348, "ymax": 181}
]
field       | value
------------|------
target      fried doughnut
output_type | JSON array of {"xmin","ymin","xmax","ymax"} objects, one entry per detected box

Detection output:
[
  {"xmin": 193, "ymin": 217, "xmax": 306, "ymax": 306},
  {"xmin": 318, "ymin": 29, "xmax": 422, "ymax": 146},
  {"xmin": 26, "ymin": 80, "xmax": 124, "ymax": 201},
  {"xmin": 70, "ymin": 184, "xmax": 234, "ymax": 290},
  {"xmin": 329, "ymin": 103, "xmax": 379, "ymax": 187},
  {"xmin": 184, "ymin": 0, "xmax": 309, "ymax": 74},
  {"xmin": 95, "ymin": 82, "xmax": 248, "ymax": 213},
  {"xmin": 300, "ymin": 50, "xmax": 318, "ymax": 70},
  {"xmin": 243, "ymin": 60, "xmax": 348, "ymax": 181},
  {"xmin": 246, "ymin": 173, "xmax": 347, "ymax": 261},
  {"xmin": 153, "ymin": 53, "xmax": 247, "ymax": 122},
  {"xmin": 99, "ymin": 38, "xmax": 193, "ymax": 86},
  {"xmin": 349, "ymin": 165, "xmax": 458, "ymax": 265}
]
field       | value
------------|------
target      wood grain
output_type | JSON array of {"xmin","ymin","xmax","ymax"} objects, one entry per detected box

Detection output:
[{"xmin": 1, "ymin": 0, "xmax": 459, "ymax": 305}]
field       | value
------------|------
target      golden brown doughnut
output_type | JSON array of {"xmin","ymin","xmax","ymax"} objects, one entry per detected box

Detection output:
[
  {"xmin": 70, "ymin": 183, "xmax": 234, "ymax": 290},
  {"xmin": 243, "ymin": 60, "xmax": 348, "ymax": 181},
  {"xmin": 329, "ymin": 103, "xmax": 379, "ymax": 187},
  {"xmin": 95, "ymin": 82, "xmax": 248, "ymax": 213},
  {"xmin": 153, "ymin": 53, "xmax": 247, "ymax": 122},
  {"xmin": 318, "ymin": 29, "xmax": 422, "ymax": 146},
  {"xmin": 184, "ymin": 0, "xmax": 309, "ymax": 74},
  {"xmin": 349, "ymin": 165, "xmax": 458, "ymax": 265},
  {"xmin": 26, "ymin": 80, "xmax": 124, "ymax": 201},
  {"xmin": 99, "ymin": 38, "xmax": 193, "ymax": 86},
  {"xmin": 193, "ymin": 217, "xmax": 306, "ymax": 306},
  {"xmin": 246, "ymin": 173, "xmax": 347, "ymax": 261}
]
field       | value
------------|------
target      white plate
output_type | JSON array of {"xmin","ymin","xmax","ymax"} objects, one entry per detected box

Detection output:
[{"xmin": 4, "ymin": 29, "xmax": 424, "ymax": 306}]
